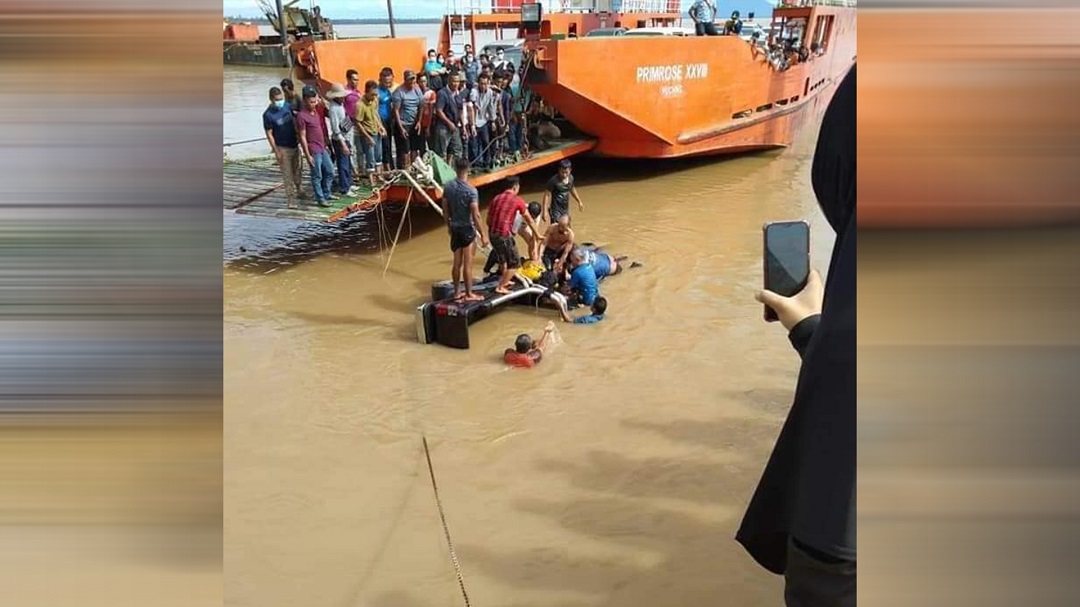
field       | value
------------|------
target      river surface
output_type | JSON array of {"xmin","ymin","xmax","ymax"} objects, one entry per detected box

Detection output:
[{"xmin": 223, "ymin": 42, "xmax": 837, "ymax": 604}]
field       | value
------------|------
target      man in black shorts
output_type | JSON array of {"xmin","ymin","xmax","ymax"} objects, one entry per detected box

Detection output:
[
  {"xmin": 486, "ymin": 176, "xmax": 539, "ymax": 294},
  {"xmin": 542, "ymin": 159, "xmax": 584, "ymax": 225},
  {"xmin": 440, "ymin": 157, "xmax": 489, "ymax": 301},
  {"xmin": 540, "ymin": 214, "xmax": 575, "ymax": 275}
]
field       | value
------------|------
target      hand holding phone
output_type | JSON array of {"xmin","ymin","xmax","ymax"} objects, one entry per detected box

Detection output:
[
  {"xmin": 757, "ymin": 269, "xmax": 824, "ymax": 331},
  {"xmin": 762, "ymin": 220, "xmax": 813, "ymax": 325}
]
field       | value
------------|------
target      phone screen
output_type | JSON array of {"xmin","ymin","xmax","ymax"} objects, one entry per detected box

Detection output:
[{"xmin": 764, "ymin": 221, "xmax": 810, "ymax": 322}]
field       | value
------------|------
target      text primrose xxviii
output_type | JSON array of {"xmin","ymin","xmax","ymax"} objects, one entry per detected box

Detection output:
[{"xmin": 636, "ymin": 63, "xmax": 708, "ymax": 98}]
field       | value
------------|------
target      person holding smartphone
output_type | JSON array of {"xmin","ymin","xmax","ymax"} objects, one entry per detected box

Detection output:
[{"xmin": 737, "ymin": 65, "xmax": 856, "ymax": 606}]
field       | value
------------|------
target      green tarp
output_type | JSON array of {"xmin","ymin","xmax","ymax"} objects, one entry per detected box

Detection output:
[{"xmin": 427, "ymin": 152, "xmax": 458, "ymax": 187}]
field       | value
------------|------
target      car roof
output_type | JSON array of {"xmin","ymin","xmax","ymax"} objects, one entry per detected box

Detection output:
[
  {"xmin": 586, "ymin": 27, "xmax": 627, "ymax": 34},
  {"xmin": 623, "ymin": 26, "xmax": 695, "ymax": 36}
]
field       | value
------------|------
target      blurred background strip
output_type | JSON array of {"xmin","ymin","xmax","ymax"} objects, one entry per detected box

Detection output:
[
  {"xmin": 0, "ymin": 2, "xmax": 222, "ymax": 606},
  {"xmin": 860, "ymin": 2, "xmax": 1080, "ymax": 606},
  {"xmin": 859, "ymin": 5, "xmax": 1080, "ymax": 228}
]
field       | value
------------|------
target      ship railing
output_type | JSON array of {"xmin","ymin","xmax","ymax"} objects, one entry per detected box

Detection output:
[
  {"xmin": 444, "ymin": 0, "xmax": 680, "ymax": 15},
  {"xmin": 778, "ymin": 0, "xmax": 857, "ymax": 7},
  {"xmin": 604, "ymin": 0, "xmax": 680, "ymax": 14}
]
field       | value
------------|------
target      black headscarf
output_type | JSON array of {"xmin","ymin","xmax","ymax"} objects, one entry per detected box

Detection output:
[{"xmin": 736, "ymin": 65, "xmax": 857, "ymax": 573}]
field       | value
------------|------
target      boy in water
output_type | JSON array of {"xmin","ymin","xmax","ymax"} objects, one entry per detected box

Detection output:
[
  {"xmin": 559, "ymin": 296, "xmax": 607, "ymax": 324},
  {"xmin": 504, "ymin": 322, "xmax": 556, "ymax": 368}
]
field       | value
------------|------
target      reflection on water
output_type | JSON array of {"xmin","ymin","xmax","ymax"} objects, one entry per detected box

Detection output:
[{"xmin": 224, "ymin": 59, "xmax": 838, "ymax": 606}]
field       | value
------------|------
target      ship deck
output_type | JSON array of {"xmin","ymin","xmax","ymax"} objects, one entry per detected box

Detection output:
[{"xmin": 223, "ymin": 137, "xmax": 595, "ymax": 223}]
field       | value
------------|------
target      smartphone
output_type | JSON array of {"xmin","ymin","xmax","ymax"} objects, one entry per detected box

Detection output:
[{"xmin": 763, "ymin": 220, "xmax": 811, "ymax": 322}]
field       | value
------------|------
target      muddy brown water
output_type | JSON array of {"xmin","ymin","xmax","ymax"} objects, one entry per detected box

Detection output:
[{"xmin": 225, "ymin": 62, "xmax": 836, "ymax": 606}]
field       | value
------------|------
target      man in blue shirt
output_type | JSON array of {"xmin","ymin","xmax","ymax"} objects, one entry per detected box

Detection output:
[
  {"xmin": 377, "ymin": 67, "xmax": 396, "ymax": 169},
  {"xmin": 433, "ymin": 73, "xmax": 465, "ymax": 164},
  {"xmin": 565, "ymin": 248, "xmax": 600, "ymax": 306},
  {"xmin": 560, "ymin": 295, "xmax": 606, "ymax": 324},
  {"xmin": 262, "ymin": 86, "xmax": 303, "ymax": 208}
]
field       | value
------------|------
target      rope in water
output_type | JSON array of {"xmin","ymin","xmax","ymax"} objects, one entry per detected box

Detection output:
[{"xmin": 422, "ymin": 435, "xmax": 471, "ymax": 607}]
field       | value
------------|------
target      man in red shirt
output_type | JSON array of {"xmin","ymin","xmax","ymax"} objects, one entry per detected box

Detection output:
[
  {"xmin": 486, "ymin": 176, "xmax": 539, "ymax": 294},
  {"xmin": 504, "ymin": 322, "xmax": 556, "ymax": 368}
]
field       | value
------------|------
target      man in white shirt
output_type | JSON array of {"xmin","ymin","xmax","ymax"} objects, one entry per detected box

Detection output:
[{"xmin": 468, "ymin": 73, "xmax": 499, "ymax": 170}]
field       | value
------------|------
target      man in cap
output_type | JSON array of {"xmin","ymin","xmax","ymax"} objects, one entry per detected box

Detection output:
[
  {"xmin": 325, "ymin": 83, "xmax": 358, "ymax": 197},
  {"xmin": 542, "ymin": 159, "xmax": 584, "ymax": 225},
  {"xmin": 296, "ymin": 85, "xmax": 334, "ymax": 206},
  {"xmin": 391, "ymin": 70, "xmax": 425, "ymax": 168}
]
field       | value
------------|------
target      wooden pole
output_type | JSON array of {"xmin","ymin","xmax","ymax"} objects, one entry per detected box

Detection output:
[
  {"xmin": 382, "ymin": 190, "xmax": 413, "ymax": 277},
  {"xmin": 386, "ymin": 0, "xmax": 397, "ymax": 38},
  {"xmin": 399, "ymin": 170, "xmax": 445, "ymax": 217}
]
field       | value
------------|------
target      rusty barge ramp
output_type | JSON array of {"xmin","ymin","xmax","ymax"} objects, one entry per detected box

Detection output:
[{"xmin": 223, "ymin": 138, "xmax": 595, "ymax": 223}]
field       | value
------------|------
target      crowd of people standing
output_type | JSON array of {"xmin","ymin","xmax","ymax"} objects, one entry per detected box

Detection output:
[{"xmin": 262, "ymin": 46, "xmax": 553, "ymax": 209}]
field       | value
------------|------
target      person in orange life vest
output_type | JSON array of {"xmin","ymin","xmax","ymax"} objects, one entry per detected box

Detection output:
[{"xmin": 504, "ymin": 322, "xmax": 556, "ymax": 368}]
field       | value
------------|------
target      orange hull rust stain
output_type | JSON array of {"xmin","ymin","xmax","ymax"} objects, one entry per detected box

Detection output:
[
  {"xmin": 859, "ymin": 9, "xmax": 1080, "ymax": 228},
  {"xmin": 290, "ymin": 37, "xmax": 428, "ymax": 94},
  {"xmin": 527, "ymin": 8, "xmax": 856, "ymax": 159}
]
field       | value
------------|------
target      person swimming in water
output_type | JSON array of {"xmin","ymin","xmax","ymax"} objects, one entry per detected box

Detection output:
[
  {"xmin": 504, "ymin": 321, "xmax": 556, "ymax": 368},
  {"xmin": 559, "ymin": 295, "xmax": 607, "ymax": 324},
  {"xmin": 584, "ymin": 250, "xmax": 629, "ymax": 279}
]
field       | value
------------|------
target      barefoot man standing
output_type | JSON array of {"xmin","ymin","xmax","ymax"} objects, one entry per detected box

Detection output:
[
  {"xmin": 486, "ymin": 176, "xmax": 538, "ymax": 294},
  {"xmin": 440, "ymin": 157, "xmax": 489, "ymax": 301}
]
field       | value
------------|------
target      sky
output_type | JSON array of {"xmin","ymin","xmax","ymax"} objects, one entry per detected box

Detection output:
[{"xmin": 223, "ymin": 0, "xmax": 779, "ymax": 20}]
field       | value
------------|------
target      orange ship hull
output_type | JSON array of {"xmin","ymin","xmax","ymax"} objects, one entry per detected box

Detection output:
[
  {"xmin": 290, "ymin": 37, "xmax": 427, "ymax": 94},
  {"xmin": 526, "ymin": 9, "xmax": 856, "ymax": 158}
]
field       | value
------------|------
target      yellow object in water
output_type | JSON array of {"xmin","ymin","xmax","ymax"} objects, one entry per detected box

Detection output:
[{"xmin": 519, "ymin": 261, "xmax": 544, "ymax": 281}]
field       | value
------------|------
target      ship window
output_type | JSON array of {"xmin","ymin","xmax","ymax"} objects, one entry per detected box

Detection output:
[
  {"xmin": 790, "ymin": 95, "xmax": 800, "ymax": 103},
  {"xmin": 755, "ymin": 103, "xmax": 773, "ymax": 112},
  {"xmin": 818, "ymin": 16, "xmax": 835, "ymax": 52}
]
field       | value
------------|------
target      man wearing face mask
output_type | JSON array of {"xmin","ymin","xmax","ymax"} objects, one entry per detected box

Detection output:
[
  {"xmin": 737, "ymin": 65, "xmax": 856, "ymax": 607},
  {"xmin": 262, "ymin": 86, "xmax": 303, "ymax": 209},
  {"xmin": 492, "ymin": 47, "xmax": 508, "ymax": 70},
  {"xmin": 462, "ymin": 51, "xmax": 481, "ymax": 92}
]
